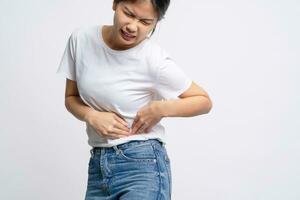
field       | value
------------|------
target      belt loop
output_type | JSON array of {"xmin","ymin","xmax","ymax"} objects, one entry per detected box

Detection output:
[
  {"xmin": 156, "ymin": 139, "xmax": 164, "ymax": 146},
  {"xmin": 113, "ymin": 145, "xmax": 121, "ymax": 155},
  {"xmin": 90, "ymin": 148, "xmax": 94, "ymax": 158}
]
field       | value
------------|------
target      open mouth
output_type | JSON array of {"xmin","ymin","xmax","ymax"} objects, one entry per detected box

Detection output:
[{"xmin": 121, "ymin": 29, "xmax": 136, "ymax": 41}]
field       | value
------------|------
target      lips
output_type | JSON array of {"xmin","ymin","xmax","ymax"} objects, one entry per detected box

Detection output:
[{"xmin": 121, "ymin": 29, "xmax": 136, "ymax": 39}]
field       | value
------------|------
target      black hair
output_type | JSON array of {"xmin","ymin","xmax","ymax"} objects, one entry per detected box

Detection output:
[{"xmin": 113, "ymin": 0, "xmax": 171, "ymax": 37}]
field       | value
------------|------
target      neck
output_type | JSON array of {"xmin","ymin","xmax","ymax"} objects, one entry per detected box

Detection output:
[{"xmin": 104, "ymin": 25, "xmax": 128, "ymax": 50}]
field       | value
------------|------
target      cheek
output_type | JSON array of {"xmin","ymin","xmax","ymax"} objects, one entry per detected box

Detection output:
[
  {"xmin": 144, "ymin": 28, "xmax": 153, "ymax": 36},
  {"xmin": 137, "ymin": 31, "xmax": 148, "ymax": 40},
  {"xmin": 141, "ymin": 27, "xmax": 152, "ymax": 34}
]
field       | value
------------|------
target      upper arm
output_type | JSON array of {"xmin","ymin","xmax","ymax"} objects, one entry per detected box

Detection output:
[
  {"xmin": 178, "ymin": 81, "xmax": 213, "ymax": 112},
  {"xmin": 65, "ymin": 78, "xmax": 79, "ymax": 98},
  {"xmin": 178, "ymin": 81, "xmax": 210, "ymax": 99}
]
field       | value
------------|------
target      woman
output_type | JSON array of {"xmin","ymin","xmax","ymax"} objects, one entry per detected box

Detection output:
[{"xmin": 56, "ymin": 0, "xmax": 212, "ymax": 199}]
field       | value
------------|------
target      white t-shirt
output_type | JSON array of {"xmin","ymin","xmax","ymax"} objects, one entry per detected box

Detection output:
[{"xmin": 56, "ymin": 24, "xmax": 192, "ymax": 147}]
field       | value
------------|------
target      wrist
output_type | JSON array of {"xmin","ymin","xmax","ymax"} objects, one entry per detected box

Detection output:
[
  {"xmin": 156, "ymin": 99, "xmax": 168, "ymax": 118},
  {"xmin": 83, "ymin": 109, "xmax": 97, "ymax": 124}
]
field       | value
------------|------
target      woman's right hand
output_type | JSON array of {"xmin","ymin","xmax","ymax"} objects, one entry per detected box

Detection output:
[{"xmin": 84, "ymin": 109, "xmax": 131, "ymax": 139}]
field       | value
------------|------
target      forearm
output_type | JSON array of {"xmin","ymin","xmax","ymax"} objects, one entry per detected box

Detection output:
[
  {"xmin": 158, "ymin": 96, "xmax": 212, "ymax": 117},
  {"xmin": 65, "ymin": 96, "xmax": 96, "ymax": 123}
]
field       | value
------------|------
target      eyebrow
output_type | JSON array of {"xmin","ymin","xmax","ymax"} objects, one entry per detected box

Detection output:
[{"xmin": 124, "ymin": 6, "xmax": 155, "ymax": 22}]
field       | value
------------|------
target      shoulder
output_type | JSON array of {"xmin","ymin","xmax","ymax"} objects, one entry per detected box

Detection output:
[
  {"xmin": 143, "ymin": 39, "xmax": 171, "ymax": 67},
  {"xmin": 145, "ymin": 39, "xmax": 169, "ymax": 57},
  {"xmin": 69, "ymin": 25, "xmax": 97, "ymax": 43}
]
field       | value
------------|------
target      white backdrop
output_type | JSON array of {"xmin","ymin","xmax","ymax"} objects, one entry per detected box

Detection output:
[{"xmin": 1, "ymin": 0, "xmax": 299, "ymax": 199}]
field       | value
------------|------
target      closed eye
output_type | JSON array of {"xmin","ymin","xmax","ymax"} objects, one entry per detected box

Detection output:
[
  {"xmin": 124, "ymin": 12, "xmax": 133, "ymax": 17},
  {"xmin": 141, "ymin": 21, "xmax": 151, "ymax": 25},
  {"xmin": 124, "ymin": 11, "xmax": 151, "ymax": 26}
]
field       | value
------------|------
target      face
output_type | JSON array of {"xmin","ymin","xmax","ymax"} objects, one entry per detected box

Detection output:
[{"xmin": 110, "ymin": 0, "xmax": 158, "ymax": 50}]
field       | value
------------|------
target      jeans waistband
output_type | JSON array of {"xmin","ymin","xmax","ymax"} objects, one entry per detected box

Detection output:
[{"xmin": 91, "ymin": 139, "xmax": 164, "ymax": 154}]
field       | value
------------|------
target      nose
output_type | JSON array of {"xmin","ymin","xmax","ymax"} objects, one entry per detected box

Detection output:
[{"xmin": 126, "ymin": 20, "xmax": 138, "ymax": 33}]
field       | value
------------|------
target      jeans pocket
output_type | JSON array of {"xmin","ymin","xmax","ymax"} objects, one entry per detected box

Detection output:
[{"xmin": 117, "ymin": 143, "xmax": 157, "ymax": 162}]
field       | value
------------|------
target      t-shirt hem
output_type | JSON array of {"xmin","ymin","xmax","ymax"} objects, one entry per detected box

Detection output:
[
  {"xmin": 56, "ymin": 70, "xmax": 76, "ymax": 81},
  {"xmin": 88, "ymin": 136, "xmax": 166, "ymax": 148}
]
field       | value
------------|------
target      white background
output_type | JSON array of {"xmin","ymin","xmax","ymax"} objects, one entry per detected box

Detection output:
[{"xmin": 1, "ymin": 0, "xmax": 299, "ymax": 199}]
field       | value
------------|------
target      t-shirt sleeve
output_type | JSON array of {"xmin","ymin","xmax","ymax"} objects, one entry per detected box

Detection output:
[
  {"xmin": 153, "ymin": 55, "xmax": 192, "ymax": 100},
  {"xmin": 56, "ymin": 31, "xmax": 77, "ymax": 81}
]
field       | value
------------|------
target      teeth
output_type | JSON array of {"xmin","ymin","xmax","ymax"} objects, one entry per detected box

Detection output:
[{"xmin": 123, "ymin": 30, "xmax": 134, "ymax": 38}]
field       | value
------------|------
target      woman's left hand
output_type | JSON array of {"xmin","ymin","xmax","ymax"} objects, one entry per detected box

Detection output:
[{"xmin": 130, "ymin": 100, "xmax": 164, "ymax": 134}]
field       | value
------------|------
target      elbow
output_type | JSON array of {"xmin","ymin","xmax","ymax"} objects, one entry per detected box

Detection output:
[
  {"xmin": 205, "ymin": 97, "xmax": 213, "ymax": 114},
  {"xmin": 64, "ymin": 98, "xmax": 68, "ymax": 109},
  {"xmin": 195, "ymin": 95, "xmax": 212, "ymax": 115},
  {"xmin": 64, "ymin": 97, "xmax": 72, "ymax": 112}
]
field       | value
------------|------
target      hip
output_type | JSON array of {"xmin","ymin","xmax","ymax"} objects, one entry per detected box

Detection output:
[{"xmin": 86, "ymin": 139, "xmax": 172, "ymax": 199}]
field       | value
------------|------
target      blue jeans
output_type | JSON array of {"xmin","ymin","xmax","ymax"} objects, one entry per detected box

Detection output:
[{"xmin": 84, "ymin": 139, "xmax": 172, "ymax": 200}]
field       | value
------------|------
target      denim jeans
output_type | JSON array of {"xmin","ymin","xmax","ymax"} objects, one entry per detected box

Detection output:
[{"xmin": 84, "ymin": 139, "xmax": 172, "ymax": 200}]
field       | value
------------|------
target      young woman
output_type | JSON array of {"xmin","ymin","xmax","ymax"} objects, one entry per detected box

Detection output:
[{"xmin": 57, "ymin": 0, "xmax": 212, "ymax": 199}]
